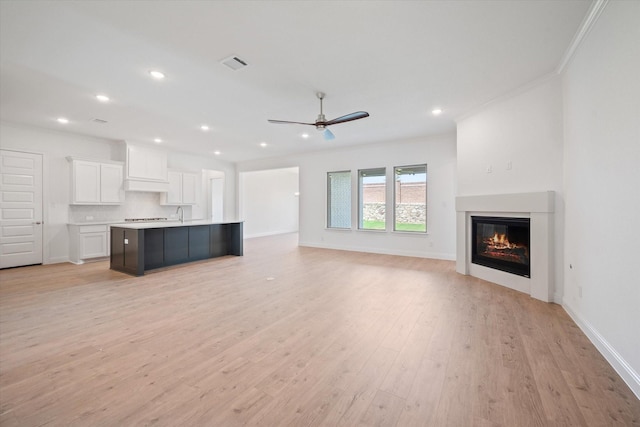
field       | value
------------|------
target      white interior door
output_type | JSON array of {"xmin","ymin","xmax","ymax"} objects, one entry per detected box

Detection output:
[{"xmin": 0, "ymin": 150, "xmax": 43, "ymax": 268}]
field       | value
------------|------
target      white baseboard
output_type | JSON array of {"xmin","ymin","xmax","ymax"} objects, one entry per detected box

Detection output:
[
  {"xmin": 244, "ymin": 230, "xmax": 298, "ymax": 239},
  {"xmin": 553, "ymin": 292, "xmax": 564, "ymax": 304},
  {"xmin": 45, "ymin": 256, "xmax": 69, "ymax": 265},
  {"xmin": 298, "ymin": 240, "xmax": 455, "ymax": 261},
  {"xmin": 562, "ymin": 300, "xmax": 640, "ymax": 399}
]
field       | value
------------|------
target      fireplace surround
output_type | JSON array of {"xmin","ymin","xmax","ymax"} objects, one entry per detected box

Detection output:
[
  {"xmin": 455, "ymin": 191, "xmax": 555, "ymax": 302},
  {"xmin": 472, "ymin": 216, "xmax": 530, "ymax": 277}
]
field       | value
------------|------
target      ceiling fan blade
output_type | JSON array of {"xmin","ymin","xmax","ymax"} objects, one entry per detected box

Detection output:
[
  {"xmin": 324, "ymin": 111, "xmax": 369, "ymax": 126},
  {"xmin": 267, "ymin": 119, "xmax": 315, "ymax": 126},
  {"xmin": 323, "ymin": 128, "xmax": 335, "ymax": 141}
]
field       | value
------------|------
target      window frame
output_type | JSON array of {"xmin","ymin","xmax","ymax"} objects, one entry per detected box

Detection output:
[
  {"xmin": 326, "ymin": 170, "xmax": 352, "ymax": 229},
  {"xmin": 358, "ymin": 167, "xmax": 387, "ymax": 231},
  {"xmin": 393, "ymin": 164, "xmax": 427, "ymax": 233}
]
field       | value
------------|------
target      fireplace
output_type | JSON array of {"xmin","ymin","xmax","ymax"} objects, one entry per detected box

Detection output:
[
  {"xmin": 472, "ymin": 216, "xmax": 530, "ymax": 278},
  {"xmin": 456, "ymin": 192, "xmax": 554, "ymax": 302}
]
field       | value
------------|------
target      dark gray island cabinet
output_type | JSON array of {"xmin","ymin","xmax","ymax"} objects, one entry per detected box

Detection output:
[{"xmin": 110, "ymin": 221, "xmax": 243, "ymax": 276}]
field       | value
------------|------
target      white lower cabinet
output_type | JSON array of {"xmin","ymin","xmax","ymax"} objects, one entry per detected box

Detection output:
[{"xmin": 69, "ymin": 224, "xmax": 109, "ymax": 264}]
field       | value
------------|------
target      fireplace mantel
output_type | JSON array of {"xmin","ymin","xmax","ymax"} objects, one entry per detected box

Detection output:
[{"xmin": 455, "ymin": 191, "xmax": 555, "ymax": 302}]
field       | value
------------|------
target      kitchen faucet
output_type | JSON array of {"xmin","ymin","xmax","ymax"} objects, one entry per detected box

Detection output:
[{"xmin": 176, "ymin": 206, "xmax": 184, "ymax": 223}]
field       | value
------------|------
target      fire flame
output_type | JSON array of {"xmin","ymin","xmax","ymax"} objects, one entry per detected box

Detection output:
[{"xmin": 491, "ymin": 232, "xmax": 514, "ymax": 250}]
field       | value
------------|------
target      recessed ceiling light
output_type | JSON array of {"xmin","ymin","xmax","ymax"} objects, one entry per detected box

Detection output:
[
  {"xmin": 95, "ymin": 94, "xmax": 110, "ymax": 102},
  {"xmin": 301, "ymin": 133, "xmax": 309, "ymax": 139},
  {"xmin": 57, "ymin": 117, "xmax": 69, "ymax": 124},
  {"xmin": 260, "ymin": 142, "xmax": 267, "ymax": 147},
  {"xmin": 432, "ymin": 108, "xmax": 443, "ymax": 116},
  {"xmin": 154, "ymin": 138, "xmax": 162, "ymax": 143},
  {"xmin": 149, "ymin": 70, "xmax": 165, "ymax": 80},
  {"xmin": 200, "ymin": 125, "xmax": 209, "ymax": 131},
  {"xmin": 213, "ymin": 151, "xmax": 221, "ymax": 156}
]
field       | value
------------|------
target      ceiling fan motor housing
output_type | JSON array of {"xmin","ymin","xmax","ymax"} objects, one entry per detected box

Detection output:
[{"xmin": 316, "ymin": 114, "xmax": 327, "ymax": 129}]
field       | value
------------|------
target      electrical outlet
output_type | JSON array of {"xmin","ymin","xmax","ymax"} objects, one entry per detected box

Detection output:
[
  {"xmin": 506, "ymin": 161, "xmax": 512, "ymax": 170},
  {"xmin": 486, "ymin": 165, "xmax": 493, "ymax": 173}
]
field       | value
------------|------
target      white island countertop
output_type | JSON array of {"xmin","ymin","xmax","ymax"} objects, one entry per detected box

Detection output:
[{"xmin": 110, "ymin": 219, "xmax": 243, "ymax": 229}]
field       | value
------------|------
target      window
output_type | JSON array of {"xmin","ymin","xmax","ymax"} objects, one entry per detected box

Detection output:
[
  {"xmin": 394, "ymin": 164, "xmax": 427, "ymax": 232},
  {"xmin": 327, "ymin": 171, "xmax": 351, "ymax": 228},
  {"xmin": 358, "ymin": 168, "xmax": 386, "ymax": 230}
]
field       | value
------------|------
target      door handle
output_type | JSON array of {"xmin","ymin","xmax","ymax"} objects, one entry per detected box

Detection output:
[{"xmin": 32, "ymin": 221, "xmax": 42, "ymax": 225}]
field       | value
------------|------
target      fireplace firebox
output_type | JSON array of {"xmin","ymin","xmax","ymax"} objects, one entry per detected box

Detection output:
[{"xmin": 472, "ymin": 216, "xmax": 530, "ymax": 277}]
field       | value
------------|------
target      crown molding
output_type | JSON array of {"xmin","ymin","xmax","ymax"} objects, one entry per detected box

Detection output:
[{"xmin": 556, "ymin": 0, "xmax": 609, "ymax": 74}]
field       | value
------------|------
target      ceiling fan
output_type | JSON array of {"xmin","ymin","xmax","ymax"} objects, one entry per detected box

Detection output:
[{"xmin": 268, "ymin": 92, "xmax": 369, "ymax": 140}]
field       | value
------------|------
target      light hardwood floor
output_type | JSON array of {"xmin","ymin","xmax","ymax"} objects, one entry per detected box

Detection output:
[{"xmin": 1, "ymin": 233, "xmax": 638, "ymax": 426}]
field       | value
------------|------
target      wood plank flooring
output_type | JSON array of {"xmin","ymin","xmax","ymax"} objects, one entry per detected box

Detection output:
[{"xmin": 1, "ymin": 233, "xmax": 638, "ymax": 426}]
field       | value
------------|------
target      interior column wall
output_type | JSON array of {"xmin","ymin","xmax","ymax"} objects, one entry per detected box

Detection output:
[
  {"xmin": 456, "ymin": 76, "xmax": 565, "ymax": 301},
  {"xmin": 562, "ymin": 0, "xmax": 640, "ymax": 396}
]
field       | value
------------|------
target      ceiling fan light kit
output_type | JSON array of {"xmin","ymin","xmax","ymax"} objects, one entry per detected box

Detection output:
[{"xmin": 268, "ymin": 92, "xmax": 369, "ymax": 140}]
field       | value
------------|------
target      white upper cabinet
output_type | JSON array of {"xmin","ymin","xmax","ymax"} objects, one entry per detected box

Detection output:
[
  {"xmin": 68, "ymin": 158, "xmax": 124, "ymax": 205},
  {"xmin": 126, "ymin": 144, "xmax": 167, "ymax": 182},
  {"xmin": 165, "ymin": 170, "xmax": 183, "ymax": 205},
  {"xmin": 161, "ymin": 170, "xmax": 198, "ymax": 205},
  {"xmin": 73, "ymin": 160, "xmax": 101, "ymax": 203},
  {"xmin": 100, "ymin": 163, "xmax": 124, "ymax": 203},
  {"xmin": 181, "ymin": 172, "xmax": 197, "ymax": 204}
]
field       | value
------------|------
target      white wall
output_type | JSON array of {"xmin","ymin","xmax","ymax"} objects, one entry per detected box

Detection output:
[
  {"xmin": 456, "ymin": 76, "xmax": 565, "ymax": 300},
  {"xmin": 240, "ymin": 167, "xmax": 299, "ymax": 238},
  {"xmin": 238, "ymin": 134, "xmax": 457, "ymax": 259},
  {"xmin": 456, "ymin": 77, "xmax": 564, "ymax": 196},
  {"xmin": 562, "ymin": 1, "xmax": 640, "ymax": 396},
  {"xmin": 0, "ymin": 121, "xmax": 237, "ymax": 263}
]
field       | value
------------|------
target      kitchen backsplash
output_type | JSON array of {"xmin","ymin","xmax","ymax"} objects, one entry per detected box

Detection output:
[{"xmin": 68, "ymin": 192, "xmax": 192, "ymax": 223}]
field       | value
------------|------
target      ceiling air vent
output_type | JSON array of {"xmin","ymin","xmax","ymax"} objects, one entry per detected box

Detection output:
[
  {"xmin": 221, "ymin": 55, "xmax": 248, "ymax": 71},
  {"xmin": 91, "ymin": 118, "xmax": 108, "ymax": 124}
]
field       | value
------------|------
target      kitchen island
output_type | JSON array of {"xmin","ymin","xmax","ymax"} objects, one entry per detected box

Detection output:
[{"xmin": 110, "ymin": 220, "xmax": 243, "ymax": 276}]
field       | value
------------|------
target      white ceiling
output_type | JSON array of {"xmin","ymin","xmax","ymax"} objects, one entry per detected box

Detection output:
[{"xmin": 0, "ymin": 0, "xmax": 591, "ymax": 163}]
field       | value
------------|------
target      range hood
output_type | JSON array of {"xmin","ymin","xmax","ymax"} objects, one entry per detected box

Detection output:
[
  {"xmin": 124, "ymin": 179, "xmax": 169, "ymax": 192},
  {"xmin": 124, "ymin": 142, "xmax": 170, "ymax": 192}
]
